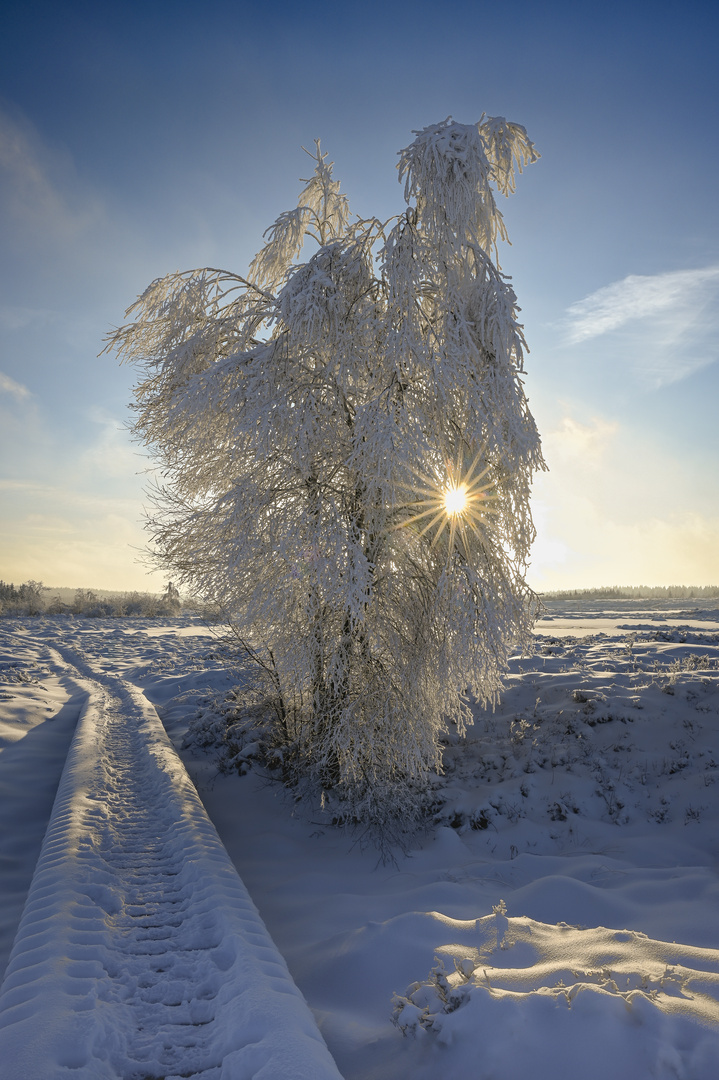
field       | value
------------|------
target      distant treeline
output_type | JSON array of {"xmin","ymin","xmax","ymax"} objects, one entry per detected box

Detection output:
[
  {"xmin": 540, "ymin": 585, "xmax": 719, "ymax": 600},
  {"xmin": 0, "ymin": 580, "xmax": 184, "ymax": 618}
]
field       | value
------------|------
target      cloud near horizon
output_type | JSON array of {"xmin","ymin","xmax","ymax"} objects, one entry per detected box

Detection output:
[{"xmin": 528, "ymin": 411, "xmax": 719, "ymax": 589}]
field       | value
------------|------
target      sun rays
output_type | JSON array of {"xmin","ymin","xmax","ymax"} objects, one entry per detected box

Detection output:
[{"xmin": 393, "ymin": 444, "xmax": 499, "ymax": 564}]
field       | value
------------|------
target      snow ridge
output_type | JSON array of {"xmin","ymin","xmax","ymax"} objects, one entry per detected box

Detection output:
[{"xmin": 0, "ymin": 644, "xmax": 343, "ymax": 1080}]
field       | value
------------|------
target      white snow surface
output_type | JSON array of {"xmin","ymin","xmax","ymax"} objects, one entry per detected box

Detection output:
[
  {"xmin": 1, "ymin": 600, "xmax": 719, "ymax": 1078},
  {"xmin": 0, "ymin": 627, "xmax": 342, "ymax": 1080}
]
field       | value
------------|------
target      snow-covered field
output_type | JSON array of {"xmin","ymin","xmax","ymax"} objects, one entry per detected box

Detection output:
[{"xmin": 1, "ymin": 599, "xmax": 719, "ymax": 1078}]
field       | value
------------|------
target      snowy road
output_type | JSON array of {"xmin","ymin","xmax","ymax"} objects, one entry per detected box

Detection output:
[{"xmin": 0, "ymin": 635, "xmax": 343, "ymax": 1080}]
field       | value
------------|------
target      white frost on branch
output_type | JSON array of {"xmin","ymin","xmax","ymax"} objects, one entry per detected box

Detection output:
[{"xmin": 105, "ymin": 120, "xmax": 545, "ymax": 832}]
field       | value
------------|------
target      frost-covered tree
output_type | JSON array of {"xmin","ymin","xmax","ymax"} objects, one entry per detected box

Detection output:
[{"xmin": 106, "ymin": 117, "xmax": 545, "ymax": 830}]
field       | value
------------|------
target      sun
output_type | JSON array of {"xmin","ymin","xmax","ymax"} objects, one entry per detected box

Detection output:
[
  {"xmin": 393, "ymin": 445, "xmax": 498, "ymax": 565},
  {"xmin": 444, "ymin": 483, "xmax": 468, "ymax": 517}
]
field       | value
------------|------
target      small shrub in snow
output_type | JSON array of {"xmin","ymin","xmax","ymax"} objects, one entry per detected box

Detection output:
[
  {"xmin": 0, "ymin": 580, "xmax": 45, "ymax": 616},
  {"xmin": 392, "ymin": 957, "xmax": 466, "ymax": 1036}
]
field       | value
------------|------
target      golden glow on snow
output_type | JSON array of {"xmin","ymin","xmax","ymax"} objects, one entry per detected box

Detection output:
[{"xmin": 394, "ymin": 445, "xmax": 498, "ymax": 565}]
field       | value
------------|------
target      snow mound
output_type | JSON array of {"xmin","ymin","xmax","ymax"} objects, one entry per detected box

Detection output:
[{"xmin": 394, "ymin": 905, "xmax": 719, "ymax": 1078}]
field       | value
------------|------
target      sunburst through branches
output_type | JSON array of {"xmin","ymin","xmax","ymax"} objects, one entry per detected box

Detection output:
[{"xmin": 394, "ymin": 445, "xmax": 498, "ymax": 565}]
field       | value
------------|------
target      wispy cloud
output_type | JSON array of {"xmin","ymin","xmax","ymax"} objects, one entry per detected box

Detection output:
[
  {"xmin": 81, "ymin": 408, "xmax": 147, "ymax": 480},
  {"xmin": 542, "ymin": 416, "xmax": 618, "ymax": 466},
  {"xmin": 565, "ymin": 267, "xmax": 719, "ymax": 344},
  {"xmin": 563, "ymin": 266, "xmax": 719, "ymax": 388},
  {"xmin": 0, "ymin": 371, "xmax": 31, "ymax": 399},
  {"xmin": 0, "ymin": 306, "xmax": 56, "ymax": 331},
  {"xmin": 0, "ymin": 106, "xmax": 104, "ymax": 244},
  {"xmin": 0, "ymin": 477, "xmax": 141, "ymax": 513}
]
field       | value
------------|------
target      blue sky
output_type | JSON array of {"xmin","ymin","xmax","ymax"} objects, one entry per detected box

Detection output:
[{"xmin": 1, "ymin": 0, "xmax": 717, "ymax": 591}]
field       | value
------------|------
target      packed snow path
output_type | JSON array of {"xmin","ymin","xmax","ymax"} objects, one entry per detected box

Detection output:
[{"xmin": 0, "ymin": 640, "xmax": 343, "ymax": 1080}]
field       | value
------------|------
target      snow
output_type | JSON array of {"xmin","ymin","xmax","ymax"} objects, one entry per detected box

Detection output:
[
  {"xmin": 0, "ymin": 623, "xmax": 342, "ymax": 1079},
  {"xmin": 1, "ymin": 600, "xmax": 719, "ymax": 1078}
]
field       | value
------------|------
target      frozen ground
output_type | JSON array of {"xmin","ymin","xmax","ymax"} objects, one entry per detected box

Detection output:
[{"xmin": 1, "ymin": 600, "xmax": 719, "ymax": 1078}]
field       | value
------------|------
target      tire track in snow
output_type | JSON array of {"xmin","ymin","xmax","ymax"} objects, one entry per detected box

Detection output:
[
  {"xmin": 0, "ymin": 640, "xmax": 343, "ymax": 1080},
  {"xmin": 0, "ymin": 629, "xmax": 87, "ymax": 982},
  {"xmin": 74, "ymin": 676, "xmax": 221, "ymax": 1078}
]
